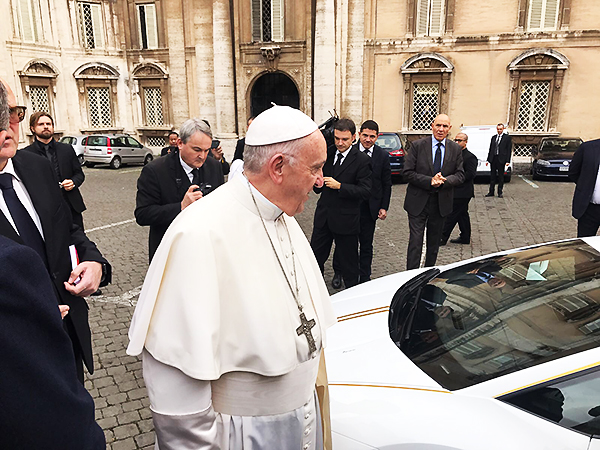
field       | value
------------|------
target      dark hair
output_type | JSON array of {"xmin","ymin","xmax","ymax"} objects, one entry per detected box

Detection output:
[
  {"xmin": 333, "ymin": 118, "xmax": 356, "ymax": 135},
  {"xmin": 168, "ymin": 131, "xmax": 179, "ymax": 137},
  {"xmin": 360, "ymin": 120, "xmax": 379, "ymax": 134},
  {"xmin": 30, "ymin": 111, "xmax": 54, "ymax": 130},
  {"xmin": 497, "ymin": 123, "xmax": 505, "ymax": 127}
]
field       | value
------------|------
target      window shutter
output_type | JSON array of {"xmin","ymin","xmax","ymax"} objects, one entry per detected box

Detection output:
[
  {"xmin": 543, "ymin": 0, "xmax": 559, "ymax": 29},
  {"xmin": 18, "ymin": 0, "xmax": 37, "ymax": 42},
  {"xmin": 91, "ymin": 3, "xmax": 104, "ymax": 48},
  {"xmin": 429, "ymin": 0, "xmax": 445, "ymax": 36},
  {"xmin": 144, "ymin": 3, "xmax": 159, "ymax": 49},
  {"xmin": 271, "ymin": 0, "xmax": 284, "ymax": 41},
  {"xmin": 416, "ymin": 0, "xmax": 429, "ymax": 36},
  {"xmin": 251, "ymin": 0, "xmax": 262, "ymax": 41},
  {"xmin": 528, "ymin": 0, "xmax": 543, "ymax": 29}
]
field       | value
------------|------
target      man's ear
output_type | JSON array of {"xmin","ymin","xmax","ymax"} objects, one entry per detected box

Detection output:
[{"xmin": 268, "ymin": 153, "xmax": 285, "ymax": 185}]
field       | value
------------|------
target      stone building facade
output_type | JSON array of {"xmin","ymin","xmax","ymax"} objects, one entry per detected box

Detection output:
[{"xmin": 2, "ymin": 0, "xmax": 600, "ymax": 156}]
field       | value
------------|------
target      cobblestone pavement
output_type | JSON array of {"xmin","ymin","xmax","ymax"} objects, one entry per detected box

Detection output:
[{"xmin": 78, "ymin": 164, "xmax": 578, "ymax": 449}]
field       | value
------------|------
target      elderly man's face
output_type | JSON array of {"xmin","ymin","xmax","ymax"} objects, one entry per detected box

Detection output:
[
  {"xmin": 432, "ymin": 114, "xmax": 452, "ymax": 142},
  {"xmin": 0, "ymin": 79, "xmax": 19, "ymax": 170},
  {"xmin": 281, "ymin": 131, "xmax": 326, "ymax": 216},
  {"xmin": 178, "ymin": 131, "xmax": 211, "ymax": 169}
]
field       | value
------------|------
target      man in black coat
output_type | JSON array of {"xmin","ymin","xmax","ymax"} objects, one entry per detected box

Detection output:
[
  {"xmin": 0, "ymin": 78, "xmax": 110, "ymax": 382},
  {"xmin": 332, "ymin": 120, "xmax": 391, "ymax": 285},
  {"xmin": 441, "ymin": 132, "xmax": 478, "ymax": 245},
  {"xmin": 486, "ymin": 123, "xmax": 512, "ymax": 198},
  {"xmin": 569, "ymin": 138, "xmax": 600, "ymax": 237},
  {"xmin": 0, "ymin": 235, "xmax": 105, "ymax": 450},
  {"xmin": 23, "ymin": 111, "xmax": 87, "ymax": 229},
  {"xmin": 161, "ymin": 131, "xmax": 179, "ymax": 156},
  {"xmin": 136, "ymin": 118, "xmax": 225, "ymax": 261},
  {"xmin": 403, "ymin": 114, "xmax": 464, "ymax": 270},
  {"xmin": 311, "ymin": 118, "xmax": 372, "ymax": 288}
]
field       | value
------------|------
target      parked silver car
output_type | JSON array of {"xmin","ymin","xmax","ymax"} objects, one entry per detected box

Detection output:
[
  {"xmin": 58, "ymin": 135, "xmax": 87, "ymax": 166},
  {"xmin": 83, "ymin": 134, "xmax": 154, "ymax": 169}
]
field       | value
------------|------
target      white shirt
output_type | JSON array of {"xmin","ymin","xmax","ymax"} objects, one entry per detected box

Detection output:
[
  {"xmin": 359, "ymin": 142, "xmax": 373, "ymax": 157},
  {"xmin": 179, "ymin": 155, "xmax": 196, "ymax": 183},
  {"xmin": 0, "ymin": 158, "xmax": 45, "ymax": 239},
  {"xmin": 591, "ymin": 166, "xmax": 600, "ymax": 204},
  {"xmin": 334, "ymin": 148, "xmax": 350, "ymax": 166}
]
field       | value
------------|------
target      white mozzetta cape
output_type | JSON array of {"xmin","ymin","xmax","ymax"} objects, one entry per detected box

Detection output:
[{"xmin": 127, "ymin": 175, "xmax": 336, "ymax": 380}]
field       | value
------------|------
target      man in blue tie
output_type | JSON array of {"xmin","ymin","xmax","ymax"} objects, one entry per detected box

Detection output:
[{"xmin": 403, "ymin": 114, "xmax": 464, "ymax": 270}]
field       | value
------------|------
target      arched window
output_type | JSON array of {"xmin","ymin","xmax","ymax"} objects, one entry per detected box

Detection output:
[
  {"xmin": 74, "ymin": 63, "xmax": 120, "ymax": 132},
  {"xmin": 132, "ymin": 63, "xmax": 170, "ymax": 148},
  {"xmin": 18, "ymin": 60, "xmax": 59, "ymax": 122}
]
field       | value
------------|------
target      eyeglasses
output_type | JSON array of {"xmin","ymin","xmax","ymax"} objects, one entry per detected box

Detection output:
[
  {"xmin": 454, "ymin": 138, "xmax": 466, "ymax": 142},
  {"xmin": 9, "ymin": 106, "xmax": 27, "ymax": 124}
]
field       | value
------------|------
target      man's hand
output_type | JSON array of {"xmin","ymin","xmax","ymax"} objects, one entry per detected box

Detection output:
[
  {"xmin": 59, "ymin": 305, "xmax": 70, "ymax": 319},
  {"xmin": 431, "ymin": 172, "xmax": 446, "ymax": 187},
  {"xmin": 181, "ymin": 185, "xmax": 203, "ymax": 210},
  {"xmin": 211, "ymin": 146, "xmax": 224, "ymax": 161},
  {"xmin": 64, "ymin": 261, "xmax": 102, "ymax": 297},
  {"xmin": 378, "ymin": 209, "xmax": 387, "ymax": 220},
  {"xmin": 323, "ymin": 177, "xmax": 341, "ymax": 190},
  {"xmin": 61, "ymin": 179, "xmax": 75, "ymax": 191}
]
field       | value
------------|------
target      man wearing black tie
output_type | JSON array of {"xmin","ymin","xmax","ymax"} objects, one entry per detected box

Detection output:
[
  {"xmin": 403, "ymin": 114, "xmax": 464, "ymax": 270},
  {"xmin": 135, "ymin": 118, "xmax": 224, "ymax": 261},
  {"xmin": 311, "ymin": 118, "xmax": 372, "ymax": 289},
  {"xmin": 486, "ymin": 123, "xmax": 512, "ymax": 198}
]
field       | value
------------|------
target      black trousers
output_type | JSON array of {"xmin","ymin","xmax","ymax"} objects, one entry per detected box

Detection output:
[
  {"xmin": 441, "ymin": 197, "xmax": 472, "ymax": 242},
  {"xmin": 577, "ymin": 203, "xmax": 600, "ymax": 237},
  {"xmin": 333, "ymin": 204, "xmax": 376, "ymax": 283},
  {"xmin": 489, "ymin": 156, "xmax": 505, "ymax": 194},
  {"xmin": 311, "ymin": 224, "xmax": 359, "ymax": 288},
  {"xmin": 407, "ymin": 194, "xmax": 444, "ymax": 270}
]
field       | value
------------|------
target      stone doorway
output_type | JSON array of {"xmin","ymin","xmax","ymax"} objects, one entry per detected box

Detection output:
[{"xmin": 250, "ymin": 72, "xmax": 300, "ymax": 116}]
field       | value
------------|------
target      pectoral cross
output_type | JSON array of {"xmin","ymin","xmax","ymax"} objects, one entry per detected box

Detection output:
[{"xmin": 296, "ymin": 312, "xmax": 317, "ymax": 355}]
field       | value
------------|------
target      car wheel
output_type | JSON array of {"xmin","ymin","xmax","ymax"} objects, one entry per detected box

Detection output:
[
  {"xmin": 532, "ymin": 172, "xmax": 540, "ymax": 181},
  {"xmin": 110, "ymin": 156, "xmax": 122, "ymax": 170},
  {"xmin": 86, "ymin": 162, "xmax": 96, "ymax": 168},
  {"xmin": 144, "ymin": 154, "xmax": 153, "ymax": 165},
  {"xmin": 78, "ymin": 155, "xmax": 85, "ymax": 166},
  {"xmin": 504, "ymin": 174, "xmax": 511, "ymax": 183}
]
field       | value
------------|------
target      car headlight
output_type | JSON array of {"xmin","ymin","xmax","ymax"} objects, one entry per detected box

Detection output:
[{"xmin": 536, "ymin": 159, "xmax": 551, "ymax": 167}]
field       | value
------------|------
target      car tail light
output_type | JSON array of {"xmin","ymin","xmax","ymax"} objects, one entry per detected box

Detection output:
[
  {"xmin": 389, "ymin": 148, "xmax": 404, "ymax": 157},
  {"xmin": 107, "ymin": 139, "xmax": 112, "ymax": 154}
]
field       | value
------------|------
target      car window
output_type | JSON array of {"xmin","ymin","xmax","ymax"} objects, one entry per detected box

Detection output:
[
  {"xmin": 126, "ymin": 137, "xmax": 141, "ymax": 148},
  {"xmin": 376, "ymin": 134, "xmax": 401, "ymax": 152},
  {"xmin": 59, "ymin": 137, "xmax": 72, "ymax": 144},
  {"xmin": 111, "ymin": 137, "xmax": 126, "ymax": 147},
  {"xmin": 540, "ymin": 139, "xmax": 583, "ymax": 153},
  {"xmin": 500, "ymin": 367, "xmax": 600, "ymax": 437},
  {"xmin": 390, "ymin": 240, "xmax": 600, "ymax": 390},
  {"xmin": 87, "ymin": 136, "xmax": 108, "ymax": 146}
]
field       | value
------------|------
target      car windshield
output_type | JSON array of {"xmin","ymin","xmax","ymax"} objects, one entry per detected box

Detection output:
[
  {"xmin": 540, "ymin": 139, "xmax": 582, "ymax": 153},
  {"xmin": 376, "ymin": 134, "xmax": 401, "ymax": 151},
  {"xmin": 391, "ymin": 240, "xmax": 600, "ymax": 390}
]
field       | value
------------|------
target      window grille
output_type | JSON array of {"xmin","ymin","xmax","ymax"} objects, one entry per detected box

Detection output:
[
  {"xmin": 30, "ymin": 86, "xmax": 49, "ymax": 113},
  {"xmin": 251, "ymin": 0, "xmax": 283, "ymax": 42},
  {"xmin": 147, "ymin": 136, "xmax": 166, "ymax": 147},
  {"xmin": 143, "ymin": 87, "xmax": 164, "ymax": 126},
  {"xmin": 528, "ymin": 0, "xmax": 559, "ymax": 30},
  {"xmin": 411, "ymin": 83, "xmax": 439, "ymax": 131},
  {"xmin": 517, "ymin": 81, "xmax": 550, "ymax": 131},
  {"xmin": 416, "ymin": 0, "xmax": 445, "ymax": 36},
  {"xmin": 138, "ymin": 3, "xmax": 158, "ymax": 49},
  {"xmin": 513, "ymin": 144, "xmax": 536, "ymax": 158},
  {"xmin": 17, "ymin": 0, "xmax": 38, "ymax": 42},
  {"xmin": 87, "ymin": 87, "xmax": 112, "ymax": 127},
  {"xmin": 79, "ymin": 2, "xmax": 103, "ymax": 49}
]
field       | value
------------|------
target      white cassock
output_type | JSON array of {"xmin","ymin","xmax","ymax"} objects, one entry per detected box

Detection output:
[{"xmin": 127, "ymin": 175, "xmax": 337, "ymax": 450}]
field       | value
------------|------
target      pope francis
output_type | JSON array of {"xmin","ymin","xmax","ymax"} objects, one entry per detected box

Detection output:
[{"xmin": 127, "ymin": 106, "xmax": 337, "ymax": 449}]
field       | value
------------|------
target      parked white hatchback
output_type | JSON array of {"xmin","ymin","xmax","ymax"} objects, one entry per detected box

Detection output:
[{"xmin": 327, "ymin": 237, "xmax": 600, "ymax": 449}]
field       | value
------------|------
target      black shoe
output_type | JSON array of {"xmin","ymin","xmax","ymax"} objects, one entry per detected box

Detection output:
[
  {"xmin": 498, "ymin": 193, "xmax": 503, "ymax": 198},
  {"xmin": 440, "ymin": 238, "xmax": 447, "ymax": 246},
  {"xmin": 485, "ymin": 192, "xmax": 494, "ymax": 197},
  {"xmin": 450, "ymin": 237, "xmax": 470, "ymax": 244},
  {"xmin": 332, "ymin": 273, "xmax": 343, "ymax": 289},
  {"xmin": 91, "ymin": 289, "xmax": 102, "ymax": 296}
]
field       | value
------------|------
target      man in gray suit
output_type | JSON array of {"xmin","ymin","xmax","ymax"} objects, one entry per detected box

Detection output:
[{"xmin": 403, "ymin": 114, "xmax": 464, "ymax": 270}]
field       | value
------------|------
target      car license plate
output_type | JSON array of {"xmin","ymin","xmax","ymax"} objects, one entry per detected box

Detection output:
[{"xmin": 559, "ymin": 166, "xmax": 568, "ymax": 172}]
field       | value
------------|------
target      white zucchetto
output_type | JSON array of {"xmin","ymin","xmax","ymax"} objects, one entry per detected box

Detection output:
[{"xmin": 245, "ymin": 105, "xmax": 318, "ymax": 146}]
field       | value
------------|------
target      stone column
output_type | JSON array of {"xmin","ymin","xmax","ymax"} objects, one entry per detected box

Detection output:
[
  {"xmin": 212, "ymin": 0, "xmax": 237, "ymax": 138},
  {"xmin": 194, "ymin": 0, "xmax": 216, "ymax": 126},
  {"xmin": 313, "ymin": 0, "xmax": 336, "ymax": 125},
  {"xmin": 165, "ymin": 0, "xmax": 189, "ymax": 125},
  {"xmin": 342, "ymin": 0, "xmax": 364, "ymax": 122}
]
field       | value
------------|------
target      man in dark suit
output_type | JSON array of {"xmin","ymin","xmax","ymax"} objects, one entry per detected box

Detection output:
[
  {"xmin": 311, "ymin": 118, "xmax": 372, "ymax": 289},
  {"xmin": 0, "ymin": 78, "xmax": 111, "ymax": 382},
  {"xmin": 569, "ymin": 138, "xmax": 600, "ymax": 237},
  {"xmin": 136, "ymin": 118, "xmax": 224, "ymax": 261},
  {"xmin": 403, "ymin": 114, "xmax": 464, "ymax": 270},
  {"xmin": 332, "ymin": 120, "xmax": 391, "ymax": 285},
  {"xmin": 0, "ymin": 235, "xmax": 105, "ymax": 450},
  {"xmin": 486, "ymin": 123, "xmax": 512, "ymax": 198},
  {"xmin": 161, "ymin": 131, "xmax": 179, "ymax": 156},
  {"xmin": 441, "ymin": 132, "xmax": 477, "ymax": 245},
  {"xmin": 23, "ymin": 111, "xmax": 87, "ymax": 229}
]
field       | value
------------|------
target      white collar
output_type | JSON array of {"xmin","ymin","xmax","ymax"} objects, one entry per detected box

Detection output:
[
  {"xmin": 0, "ymin": 158, "xmax": 21, "ymax": 182},
  {"xmin": 179, "ymin": 155, "xmax": 195, "ymax": 175},
  {"xmin": 246, "ymin": 177, "xmax": 283, "ymax": 221}
]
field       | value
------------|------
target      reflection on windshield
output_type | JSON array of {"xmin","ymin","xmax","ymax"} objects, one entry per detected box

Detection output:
[{"xmin": 394, "ymin": 240, "xmax": 600, "ymax": 391}]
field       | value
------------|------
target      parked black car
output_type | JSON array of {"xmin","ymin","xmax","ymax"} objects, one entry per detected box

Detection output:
[
  {"xmin": 531, "ymin": 137, "xmax": 583, "ymax": 180},
  {"xmin": 376, "ymin": 132, "xmax": 410, "ymax": 179}
]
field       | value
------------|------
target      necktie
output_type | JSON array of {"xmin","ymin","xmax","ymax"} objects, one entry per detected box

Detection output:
[
  {"xmin": 191, "ymin": 168, "xmax": 201, "ymax": 186},
  {"xmin": 334, "ymin": 153, "xmax": 343, "ymax": 167},
  {"xmin": 0, "ymin": 173, "xmax": 48, "ymax": 266},
  {"xmin": 364, "ymin": 149, "xmax": 371, "ymax": 157},
  {"xmin": 433, "ymin": 142, "xmax": 442, "ymax": 174},
  {"xmin": 496, "ymin": 135, "xmax": 501, "ymax": 155},
  {"xmin": 44, "ymin": 144, "xmax": 61, "ymax": 181}
]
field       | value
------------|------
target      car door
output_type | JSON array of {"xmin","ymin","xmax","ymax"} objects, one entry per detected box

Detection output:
[
  {"xmin": 589, "ymin": 439, "xmax": 600, "ymax": 450},
  {"xmin": 126, "ymin": 137, "xmax": 144, "ymax": 163}
]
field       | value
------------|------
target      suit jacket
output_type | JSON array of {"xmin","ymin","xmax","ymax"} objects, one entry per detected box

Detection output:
[
  {"xmin": 313, "ymin": 145, "xmax": 372, "ymax": 235},
  {"xmin": 135, "ymin": 151, "xmax": 225, "ymax": 260},
  {"xmin": 569, "ymin": 138, "xmax": 600, "ymax": 219},
  {"xmin": 23, "ymin": 139, "xmax": 86, "ymax": 213},
  {"xmin": 403, "ymin": 136, "xmax": 465, "ymax": 217},
  {"xmin": 454, "ymin": 148, "xmax": 477, "ymax": 199},
  {"xmin": 0, "ymin": 236, "xmax": 105, "ymax": 450},
  {"xmin": 0, "ymin": 151, "xmax": 110, "ymax": 373},
  {"xmin": 233, "ymin": 137, "xmax": 245, "ymax": 161},
  {"xmin": 487, "ymin": 133, "xmax": 512, "ymax": 165},
  {"xmin": 359, "ymin": 143, "xmax": 392, "ymax": 221}
]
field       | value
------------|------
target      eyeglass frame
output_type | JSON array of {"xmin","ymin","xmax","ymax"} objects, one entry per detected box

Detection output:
[
  {"xmin": 454, "ymin": 138, "xmax": 466, "ymax": 142},
  {"xmin": 9, "ymin": 106, "xmax": 27, "ymax": 124}
]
